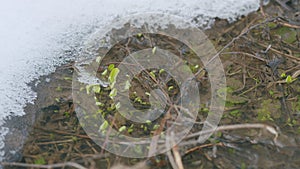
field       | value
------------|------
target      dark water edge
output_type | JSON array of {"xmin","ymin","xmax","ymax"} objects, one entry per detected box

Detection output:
[
  {"xmin": 2, "ymin": 65, "xmax": 74, "ymax": 163},
  {"xmin": 2, "ymin": 106, "xmax": 36, "ymax": 162}
]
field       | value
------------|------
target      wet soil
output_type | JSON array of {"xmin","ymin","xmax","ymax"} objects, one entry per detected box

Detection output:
[{"xmin": 3, "ymin": 1, "xmax": 300, "ymax": 169}]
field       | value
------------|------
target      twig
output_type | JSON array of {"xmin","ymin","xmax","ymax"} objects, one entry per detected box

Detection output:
[
  {"xmin": 85, "ymin": 140, "xmax": 99, "ymax": 154},
  {"xmin": 81, "ymin": 153, "xmax": 108, "ymax": 159},
  {"xmin": 207, "ymin": 18, "xmax": 276, "ymax": 65},
  {"xmin": 167, "ymin": 131, "xmax": 184, "ymax": 169},
  {"xmin": 256, "ymin": 42, "xmax": 300, "ymax": 63},
  {"xmin": 195, "ymin": 17, "xmax": 278, "ymax": 77},
  {"xmin": 238, "ymin": 83, "xmax": 261, "ymax": 96},
  {"xmin": 148, "ymin": 106, "xmax": 172, "ymax": 156},
  {"xmin": 172, "ymin": 145, "xmax": 184, "ymax": 169},
  {"xmin": 260, "ymin": 0, "xmax": 266, "ymax": 17},
  {"xmin": 166, "ymin": 149, "xmax": 178, "ymax": 169},
  {"xmin": 0, "ymin": 162, "xmax": 87, "ymax": 169},
  {"xmin": 166, "ymin": 132, "xmax": 179, "ymax": 169},
  {"xmin": 277, "ymin": 21, "xmax": 300, "ymax": 29},
  {"xmin": 221, "ymin": 51, "xmax": 267, "ymax": 62},
  {"xmin": 184, "ymin": 123, "xmax": 278, "ymax": 143},
  {"xmin": 35, "ymin": 127, "xmax": 90, "ymax": 139},
  {"xmin": 184, "ymin": 142, "xmax": 224, "ymax": 154},
  {"xmin": 36, "ymin": 139, "xmax": 77, "ymax": 145},
  {"xmin": 274, "ymin": 0, "xmax": 294, "ymax": 11}
]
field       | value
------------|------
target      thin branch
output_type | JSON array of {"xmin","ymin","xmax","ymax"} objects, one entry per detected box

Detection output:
[
  {"xmin": 166, "ymin": 150, "xmax": 179, "ymax": 169},
  {"xmin": 195, "ymin": 17, "xmax": 278, "ymax": 77},
  {"xmin": 184, "ymin": 123, "xmax": 278, "ymax": 143},
  {"xmin": 255, "ymin": 41, "xmax": 300, "ymax": 63},
  {"xmin": 172, "ymin": 145, "xmax": 184, "ymax": 169},
  {"xmin": 206, "ymin": 18, "xmax": 278, "ymax": 66},
  {"xmin": 260, "ymin": 0, "xmax": 266, "ymax": 17},
  {"xmin": 166, "ymin": 132, "xmax": 179, "ymax": 169},
  {"xmin": 221, "ymin": 51, "xmax": 267, "ymax": 62},
  {"xmin": 277, "ymin": 21, "xmax": 300, "ymax": 29},
  {"xmin": 0, "ymin": 162, "xmax": 87, "ymax": 169},
  {"xmin": 184, "ymin": 142, "xmax": 224, "ymax": 154}
]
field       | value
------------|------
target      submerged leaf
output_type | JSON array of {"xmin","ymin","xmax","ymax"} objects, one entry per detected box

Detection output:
[
  {"xmin": 109, "ymin": 68, "xmax": 120, "ymax": 87},
  {"xmin": 93, "ymin": 85, "xmax": 101, "ymax": 93},
  {"xmin": 124, "ymin": 80, "xmax": 131, "ymax": 90},
  {"xmin": 152, "ymin": 47, "xmax": 157, "ymax": 54},
  {"xmin": 109, "ymin": 88, "xmax": 117, "ymax": 98},
  {"xmin": 99, "ymin": 120, "xmax": 109, "ymax": 132},
  {"xmin": 108, "ymin": 64, "xmax": 115, "ymax": 71},
  {"xmin": 286, "ymin": 75, "xmax": 296, "ymax": 84},
  {"xmin": 118, "ymin": 126, "xmax": 127, "ymax": 132}
]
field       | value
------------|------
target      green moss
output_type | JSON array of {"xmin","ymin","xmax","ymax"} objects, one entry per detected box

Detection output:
[
  {"xmin": 274, "ymin": 27, "xmax": 297, "ymax": 43},
  {"xmin": 257, "ymin": 99, "xmax": 281, "ymax": 121},
  {"xmin": 34, "ymin": 157, "xmax": 46, "ymax": 165},
  {"xmin": 291, "ymin": 99, "xmax": 300, "ymax": 113},
  {"xmin": 227, "ymin": 78, "xmax": 243, "ymax": 90},
  {"xmin": 228, "ymin": 148, "xmax": 236, "ymax": 154},
  {"xmin": 217, "ymin": 87, "xmax": 247, "ymax": 106},
  {"xmin": 229, "ymin": 110, "xmax": 241, "ymax": 117},
  {"xmin": 226, "ymin": 94, "xmax": 248, "ymax": 104},
  {"xmin": 241, "ymin": 162, "xmax": 247, "ymax": 169},
  {"xmin": 286, "ymin": 118, "xmax": 298, "ymax": 127},
  {"xmin": 64, "ymin": 112, "xmax": 70, "ymax": 118},
  {"xmin": 267, "ymin": 22, "xmax": 277, "ymax": 29},
  {"xmin": 55, "ymin": 86, "xmax": 62, "ymax": 92}
]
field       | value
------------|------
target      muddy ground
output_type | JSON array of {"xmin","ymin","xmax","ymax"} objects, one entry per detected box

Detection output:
[{"xmin": 2, "ymin": 1, "xmax": 300, "ymax": 169}]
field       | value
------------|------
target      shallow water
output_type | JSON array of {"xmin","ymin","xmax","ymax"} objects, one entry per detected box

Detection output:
[{"xmin": 0, "ymin": 0, "xmax": 261, "ymax": 162}]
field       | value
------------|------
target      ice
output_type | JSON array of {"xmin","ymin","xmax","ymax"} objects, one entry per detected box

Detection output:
[{"xmin": 0, "ymin": 0, "xmax": 260, "ymax": 162}]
